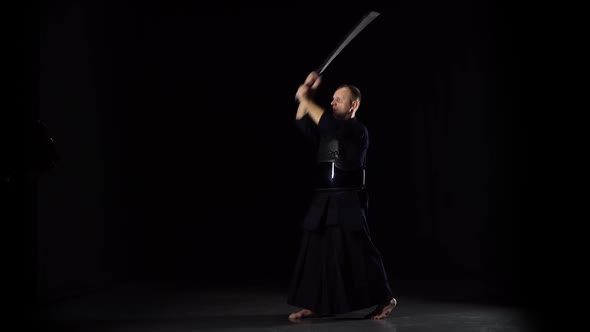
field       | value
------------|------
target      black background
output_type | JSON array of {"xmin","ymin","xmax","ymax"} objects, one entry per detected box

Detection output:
[{"xmin": 18, "ymin": 0, "xmax": 536, "ymax": 320}]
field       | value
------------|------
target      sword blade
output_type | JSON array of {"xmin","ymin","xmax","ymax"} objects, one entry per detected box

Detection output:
[{"xmin": 317, "ymin": 11, "xmax": 380, "ymax": 75}]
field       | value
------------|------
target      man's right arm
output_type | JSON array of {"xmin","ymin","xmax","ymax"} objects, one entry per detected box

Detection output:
[
  {"xmin": 295, "ymin": 102, "xmax": 307, "ymax": 120},
  {"xmin": 296, "ymin": 96, "xmax": 324, "ymax": 124},
  {"xmin": 295, "ymin": 71, "xmax": 324, "ymax": 123}
]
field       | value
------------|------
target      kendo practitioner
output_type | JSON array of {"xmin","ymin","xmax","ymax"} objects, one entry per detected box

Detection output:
[{"xmin": 287, "ymin": 71, "xmax": 397, "ymax": 320}]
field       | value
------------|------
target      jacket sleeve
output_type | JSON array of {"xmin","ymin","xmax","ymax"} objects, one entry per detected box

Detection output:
[{"xmin": 295, "ymin": 114, "xmax": 319, "ymax": 145}]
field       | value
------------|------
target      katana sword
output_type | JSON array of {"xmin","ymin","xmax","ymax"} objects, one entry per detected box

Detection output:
[{"xmin": 316, "ymin": 11, "xmax": 381, "ymax": 75}]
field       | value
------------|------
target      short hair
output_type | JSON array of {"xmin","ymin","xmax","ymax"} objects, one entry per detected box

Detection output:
[{"xmin": 337, "ymin": 84, "xmax": 361, "ymax": 103}]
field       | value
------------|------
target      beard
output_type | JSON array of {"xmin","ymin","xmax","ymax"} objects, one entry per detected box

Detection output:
[{"xmin": 332, "ymin": 108, "xmax": 350, "ymax": 120}]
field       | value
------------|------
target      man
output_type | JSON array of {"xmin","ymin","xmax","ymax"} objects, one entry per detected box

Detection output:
[{"xmin": 287, "ymin": 71, "xmax": 397, "ymax": 320}]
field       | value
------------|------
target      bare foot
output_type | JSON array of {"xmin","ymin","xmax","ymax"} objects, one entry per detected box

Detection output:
[
  {"xmin": 365, "ymin": 298, "xmax": 397, "ymax": 319},
  {"xmin": 288, "ymin": 309, "xmax": 316, "ymax": 320}
]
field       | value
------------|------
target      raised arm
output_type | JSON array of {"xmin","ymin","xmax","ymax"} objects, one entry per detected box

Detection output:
[{"xmin": 295, "ymin": 71, "xmax": 325, "ymax": 124}]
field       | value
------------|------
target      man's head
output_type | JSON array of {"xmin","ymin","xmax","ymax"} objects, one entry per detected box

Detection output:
[{"xmin": 331, "ymin": 85, "xmax": 361, "ymax": 120}]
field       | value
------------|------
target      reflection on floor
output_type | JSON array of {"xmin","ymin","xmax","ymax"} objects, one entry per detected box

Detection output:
[{"xmin": 34, "ymin": 280, "xmax": 542, "ymax": 332}]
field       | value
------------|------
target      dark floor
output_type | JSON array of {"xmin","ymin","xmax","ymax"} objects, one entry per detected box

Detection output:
[{"xmin": 33, "ymin": 280, "xmax": 541, "ymax": 332}]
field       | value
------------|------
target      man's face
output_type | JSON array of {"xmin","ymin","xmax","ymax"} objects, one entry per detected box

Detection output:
[{"xmin": 331, "ymin": 87, "xmax": 355, "ymax": 119}]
